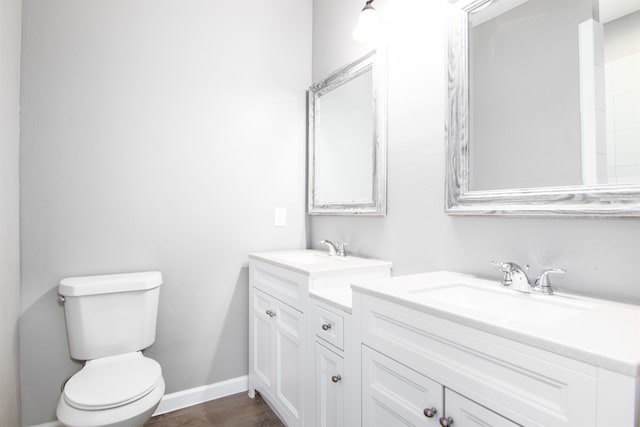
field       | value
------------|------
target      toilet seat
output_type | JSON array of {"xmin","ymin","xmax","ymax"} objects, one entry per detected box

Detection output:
[{"xmin": 64, "ymin": 352, "xmax": 162, "ymax": 410}]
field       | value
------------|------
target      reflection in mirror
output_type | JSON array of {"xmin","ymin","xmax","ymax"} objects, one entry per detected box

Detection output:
[
  {"xmin": 315, "ymin": 69, "xmax": 374, "ymax": 202},
  {"xmin": 470, "ymin": 0, "xmax": 640, "ymax": 190},
  {"xmin": 308, "ymin": 50, "xmax": 387, "ymax": 215},
  {"xmin": 446, "ymin": 0, "xmax": 640, "ymax": 216}
]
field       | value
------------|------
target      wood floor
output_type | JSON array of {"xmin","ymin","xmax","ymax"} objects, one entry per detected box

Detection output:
[{"xmin": 145, "ymin": 392, "xmax": 284, "ymax": 427}]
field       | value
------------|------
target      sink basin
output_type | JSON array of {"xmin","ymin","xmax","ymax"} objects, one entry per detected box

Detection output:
[
  {"xmin": 408, "ymin": 282, "xmax": 593, "ymax": 328},
  {"xmin": 271, "ymin": 252, "xmax": 347, "ymax": 265},
  {"xmin": 351, "ymin": 270, "xmax": 640, "ymax": 378}
]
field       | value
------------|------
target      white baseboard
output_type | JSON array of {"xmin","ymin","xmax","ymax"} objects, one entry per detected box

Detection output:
[
  {"xmin": 30, "ymin": 377, "xmax": 248, "ymax": 426},
  {"xmin": 152, "ymin": 375, "xmax": 248, "ymax": 416}
]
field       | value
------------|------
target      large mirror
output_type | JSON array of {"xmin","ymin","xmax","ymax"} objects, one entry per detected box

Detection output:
[
  {"xmin": 308, "ymin": 50, "xmax": 387, "ymax": 215},
  {"xmin": 446, "ymin": 0, "xmax": 640, "ymax": 216}
]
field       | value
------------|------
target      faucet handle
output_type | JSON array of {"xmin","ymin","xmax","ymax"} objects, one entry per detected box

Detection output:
[
  {"xmin": 492, "ymin": 261, "xmax": 513, "ymax": 286},
  {"xmin": 491, "ymin": 260, "xmax": 510, "ymax": 270},
  {"xmin": 336, "ymin": 241, "xmax": 348, "ymax": 257},
  {"xmin": 492, "ymin": 261, "xmax": 528, "ymax": 271},
  {"xmin": 533, "ymin": 268, "xmax": 566, "ymax": 295},
  {"xmin": 492, "ymin": 261, "xmax": 529, "ymax": 286}
]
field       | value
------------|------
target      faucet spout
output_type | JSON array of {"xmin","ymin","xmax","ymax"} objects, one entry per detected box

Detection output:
[
  {"xmin": 319, "ymin": 240, "xmax": 338, "ymax": 256},
  {"xmin": 319, "ymin": 240, "xmax": 348, "ymax": 257}
]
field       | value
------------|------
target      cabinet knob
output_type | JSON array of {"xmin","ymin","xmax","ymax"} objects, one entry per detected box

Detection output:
[
  {"xmin": 423, "ymin": 407, "xmax": 438, "ymax": 418},
  {"xmin": 321, "ymin": 323, "xmax": 332, "ymax": 331},
  {"xmin": 331, "ymin": 375, "xmax": 342, "ymax": 383},
  {"xmin": 439, "ymin": 416, "xmax": 454, "ymax": 427},
  {"xmin": 265, "ymin": 309, "xmax": 276, "ymax": 318}
]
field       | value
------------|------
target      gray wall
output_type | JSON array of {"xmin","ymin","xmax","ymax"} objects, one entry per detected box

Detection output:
[
  {"xmin": 19, "ymin": 0, "xmax": 310, "ymax": 424},
  {"xmin": 310, "ymin": 0, "xmax": 639, "ymax": 304},
  {"xmin": 604, "ymin": 10, "xmax": 640, "ymax": 61},
  {"xmin": 0, "ymin": 0, "xmax": 22, "ymax": 425}
]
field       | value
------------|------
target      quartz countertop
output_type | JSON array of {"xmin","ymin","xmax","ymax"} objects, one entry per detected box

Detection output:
[
  {"xmin": 249, "ymin": 249, "xmax": 392, "ymax": 276},
  {"xmin": 310, "ymin": 286, "xmax": 353, "ymax": 314},
  {"xmin": 352, "ymin": 271, "xmax": 640, "ymax": 377}
]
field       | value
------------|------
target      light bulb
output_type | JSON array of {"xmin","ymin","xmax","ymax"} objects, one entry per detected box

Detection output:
[{"xmin": 352, "ymin": 5, "xmax": 382, "ymax": 44}]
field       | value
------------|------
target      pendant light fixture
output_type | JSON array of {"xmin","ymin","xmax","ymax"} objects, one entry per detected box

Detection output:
[{"xmin": 352, "ymin": 0, "xmax": 382, "ymax": 44}]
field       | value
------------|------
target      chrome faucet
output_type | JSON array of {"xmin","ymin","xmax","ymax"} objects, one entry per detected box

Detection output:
[
  {"xmin": 532, "ymin": 268, "xmax": 566, "ymax": 295},
  {"xmin": 492, "ymin": 261, "xmax": 531, "ymax": 292},
  {"xmin": 319, "ymin": 240, "xmax": 348, "ymax": 257},
  {"xmin": 492, "ymin": 261, "xmax": 566, "ymax": 294}
]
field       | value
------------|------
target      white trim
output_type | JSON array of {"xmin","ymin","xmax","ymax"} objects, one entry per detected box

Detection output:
[{"xmin": 152, "ymin": 375, "xmax": 248, "ymax": 416}]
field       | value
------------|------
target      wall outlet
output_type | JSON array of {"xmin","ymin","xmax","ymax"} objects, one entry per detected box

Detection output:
[{"xmin": 274, "ymin": 207, "xmax": 287, "ymax": 227}]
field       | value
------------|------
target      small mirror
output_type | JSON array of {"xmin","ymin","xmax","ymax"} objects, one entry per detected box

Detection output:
[{"xmin": 308, "ymin": 50, "xmax": 387, "ymax": 215}]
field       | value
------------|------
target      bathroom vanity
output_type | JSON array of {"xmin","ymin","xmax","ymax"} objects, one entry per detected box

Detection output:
[
  {"xmin": 249, "ymin": 254, "xmax": 639, "ymax": 427},
  {"xmin": 353, "ymin": 271, "xmax": 640, "ymax": 427},
  {"xmin": 248, "ymin": 250, "xmax": 392, "ymax": 427}
]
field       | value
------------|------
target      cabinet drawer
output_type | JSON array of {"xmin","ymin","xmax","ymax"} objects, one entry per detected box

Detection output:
[
  {"xmin": 250, "ymin": 260, "xmax": 306, "ymax": 311},
  {"xmin": 313, "ymin": 304, "xmax": 344, "ymax": 350},
  {"xmin": 360, "ymin": 296, "xmax": 598, "ymax": 427}
]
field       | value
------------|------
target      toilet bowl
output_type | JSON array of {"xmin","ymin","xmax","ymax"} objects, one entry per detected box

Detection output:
[
  {"xmin": 56, "ymin": 272, "xmax": 165, "ymax": 427},
  {"xmin": 57, "ymin": 352, "xmax": 165, "ymax": 427}
]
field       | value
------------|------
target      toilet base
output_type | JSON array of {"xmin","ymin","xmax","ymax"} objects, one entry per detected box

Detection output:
[{"xmin": 57, "ymin": 377, "xmax": 165, "ymax": 427}]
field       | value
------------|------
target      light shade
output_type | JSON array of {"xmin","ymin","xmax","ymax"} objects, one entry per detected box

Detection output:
[{"xmin": 352, "ymin": 4, "xmax": 382, "ymax": 44}]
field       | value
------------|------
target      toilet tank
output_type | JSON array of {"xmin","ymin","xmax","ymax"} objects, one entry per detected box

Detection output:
[{"xmin": 58, "ymin": 271, "xmax": 163, "ymax": 360}]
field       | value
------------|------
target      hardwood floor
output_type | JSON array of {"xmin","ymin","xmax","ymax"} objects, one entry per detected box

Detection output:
[{"xmin": 145, "ymin": 392, "xmax": 284, "ymax": 427}]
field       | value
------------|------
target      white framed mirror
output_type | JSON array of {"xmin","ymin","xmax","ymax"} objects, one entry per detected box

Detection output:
[
  {"xmin": 308, "ymin": 50, "xmax": 387, "ymax": 216},
  {"xmin": 446, "ymin": 0, "xmax": 640, "ymax": 217}
]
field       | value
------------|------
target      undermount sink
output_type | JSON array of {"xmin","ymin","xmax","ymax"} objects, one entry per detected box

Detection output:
[
  {"xmin": 351, "ymin": 270, "xmax": 640, "ymax": 385},
  {"xmin": 352, "ymin": 271, "xmax": 606, "ymax": 331},
  {"xmin": 408, "ymin": 282, "xmax": 593, "ymax": 328}
]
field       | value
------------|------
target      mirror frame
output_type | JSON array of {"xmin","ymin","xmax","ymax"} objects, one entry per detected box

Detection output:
[
  {"xmin": 307, "ymin": 50, "xmax": 387, "ymax": 216},
  {"xmin": 446, "ymin": 0, "xmax": 640, "ymax": 217}
]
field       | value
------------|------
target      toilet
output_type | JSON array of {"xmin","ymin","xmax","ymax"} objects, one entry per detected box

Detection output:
[{"xmin": 56, "ymin": 271, "xmax": 165, "ymax": 427}]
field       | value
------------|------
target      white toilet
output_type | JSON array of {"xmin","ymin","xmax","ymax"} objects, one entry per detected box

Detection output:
[{"xmin": 56, "ymin": 271, "xmax": 165, "ymax": 427}]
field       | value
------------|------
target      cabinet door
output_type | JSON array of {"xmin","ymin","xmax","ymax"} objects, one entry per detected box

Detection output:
[
  {"xmin": 315, "ymin": 342, "xmax": 345, "ymax": 427},
  {"xmin": 362, "ymin": 346, "xmax": 444, "ymax": 426},
  {"xmin": 274, "ymin": 299, "xmax": 304, "ymax": 425},
  {"xmin": 252, "ymin": 289, "xmax": 275, "ymax": 389},
  {"xmin": 443, "ymin": 389, "xmax": 519, "ymax": 427}
]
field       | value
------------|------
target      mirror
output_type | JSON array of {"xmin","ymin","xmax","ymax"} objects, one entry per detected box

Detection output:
[
  {"xmin": 308, "ymin": 50, "xmax": 387, "ymax": 215},
  {"xmin": 446, "ymin": 0, "xmax": 640, "ymax": 216}
]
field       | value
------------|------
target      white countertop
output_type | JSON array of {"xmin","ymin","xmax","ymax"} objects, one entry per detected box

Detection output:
[
  {"xmin": 249, "ymin": 249, "xmax": 392, "ymax": 276},
  {"xmin": 352, "ymin": 271, "xmax": 640, "ymax": 377},
  {"xmin": 310, "ymin": 287, "xmax": 353, "ymax": 314}
]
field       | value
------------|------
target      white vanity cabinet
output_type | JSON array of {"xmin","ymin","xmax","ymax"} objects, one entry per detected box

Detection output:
[
  {"xmin": 362, "ymin": 345, "xmax": 517, "ymax": 427},
  {"xmin": 310, "ymin": 298, "xmax": 352, "ymax": 427},
  {"xmin": 362, "ymin": 345, "xmax": 444, "ymax": 426},
  {"xmin": 444, "ymin": 389, "xmax": 519, "ymax": 427},
  {"xmin": 250, "ymin": 268, "xmax": 305, "ymax": 427},
  {"xmin": 248, "ymin": 250, "xmax": 391, "ymax": 427},
  {"xmin": 353, "ymin": 272, "xmax": 640, "ymax": 427},
  {"xmin": 251, "ymin": 287, "xmax": 304, "ymax": 425},
  {"xmin": 314, "ymin": 341, "xmax": 345, "ymax": 427}
]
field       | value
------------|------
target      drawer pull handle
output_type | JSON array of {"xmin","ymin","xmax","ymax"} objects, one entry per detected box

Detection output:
[
  {"xmin": 439, "ymin": 416, "xmax": 454, "ymax": 427},
  {"xmin": 322, "ymin": 323, "xmax": 332, "ymax": 331},
  {"xmin": 423, "ymin": 407, "xmax": 437, "ymax": 418},
  {"xmin": 265, "ymin": 309, "xmax": 276, "ymax": 318},
  {"xmin": 331, "ymin": 375, "xmax": 342, "ymax": 383}
]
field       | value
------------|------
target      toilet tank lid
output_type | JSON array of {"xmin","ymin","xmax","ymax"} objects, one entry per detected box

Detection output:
[{"xmin": 59, "ymin": 271, "xmax": 163, "ymax": 296}]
